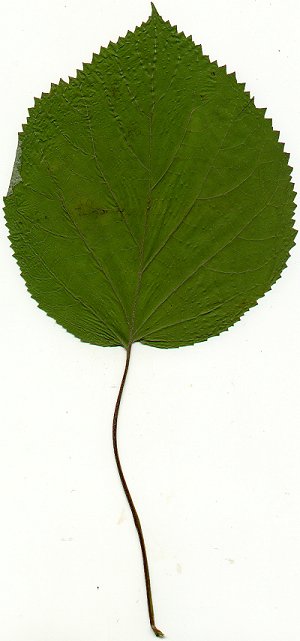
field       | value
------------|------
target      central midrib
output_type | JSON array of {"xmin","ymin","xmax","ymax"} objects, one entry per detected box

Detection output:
[{"xmin": 127, "ymin": 17, "xmax": 157, "ymax": 348}]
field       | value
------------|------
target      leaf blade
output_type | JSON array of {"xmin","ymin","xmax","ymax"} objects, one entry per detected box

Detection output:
[{"xmin": 4, "ymin": 9, "xmax": 296, "ymax": 348}]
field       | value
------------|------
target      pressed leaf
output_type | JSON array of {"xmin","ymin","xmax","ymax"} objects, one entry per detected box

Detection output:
[
  {"xmin": 4, "ymin": 3, "xmax": 296, "ymax": 638},
  {"xmin": 4, "ymin": 6, "xmax": 296, "ymax": 349}
]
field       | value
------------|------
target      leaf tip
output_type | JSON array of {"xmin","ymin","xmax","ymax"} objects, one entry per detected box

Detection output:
[{"xmin": 151, "ymin": 2, "xmax": 159, "ymax": 17}]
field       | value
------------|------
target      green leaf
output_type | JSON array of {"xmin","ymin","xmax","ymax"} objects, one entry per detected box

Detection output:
[
  {"xmin": 4, "ymin": 6, "xmax": 297, "ymax": 638},
  {"xmin": 4, "ymin": 7, "xmax": 296, "ymax": 351}
]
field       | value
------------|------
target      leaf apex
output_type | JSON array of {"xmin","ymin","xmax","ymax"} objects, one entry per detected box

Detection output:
[{"xmin": 151, "ymin": 2, "xmax": 159, "ymax": 17}]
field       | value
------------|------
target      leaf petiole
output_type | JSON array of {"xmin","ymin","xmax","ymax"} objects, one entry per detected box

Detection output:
[{"xmin": 112, "ymin": 344, "xmax": 164, "ymax": 637}]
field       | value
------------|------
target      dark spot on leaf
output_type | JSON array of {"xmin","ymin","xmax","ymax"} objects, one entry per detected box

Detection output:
[
  {"xmin": 73, "ymin": 200, "xmax": 118, "ymax": 217},
  {"xmin": 110, "ymin": 84, "xmax": 121, "ymax": 99}
]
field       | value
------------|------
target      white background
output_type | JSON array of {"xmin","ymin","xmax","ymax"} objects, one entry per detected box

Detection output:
[{"xmin": 1, "ymin": 1, "xmax": 300, "ymax": 639}]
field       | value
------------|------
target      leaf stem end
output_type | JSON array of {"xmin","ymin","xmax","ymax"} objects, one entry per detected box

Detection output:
[{"xmin": 151, "ymin": 624, "xmax": 165, "ymax": 638}]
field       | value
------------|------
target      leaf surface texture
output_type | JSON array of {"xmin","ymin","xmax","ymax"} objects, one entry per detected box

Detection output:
[{"xmin": 4, "ymin": 8, "xmax": 296, "ymax": 348}]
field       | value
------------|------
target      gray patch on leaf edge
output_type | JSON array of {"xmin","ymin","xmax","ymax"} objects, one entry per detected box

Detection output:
[{"xmin": 7, "ymin": 137, "xmax": 22, "ymax": 196}]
